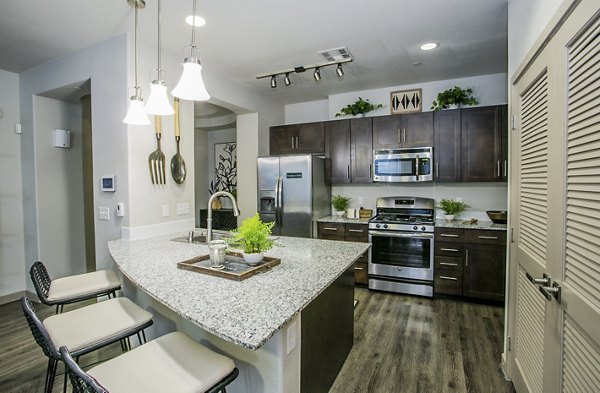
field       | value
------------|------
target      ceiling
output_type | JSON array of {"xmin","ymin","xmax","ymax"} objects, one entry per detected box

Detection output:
[{"xmin": 0, "ymin": 0, "xmax": 508, "ymax": 105}]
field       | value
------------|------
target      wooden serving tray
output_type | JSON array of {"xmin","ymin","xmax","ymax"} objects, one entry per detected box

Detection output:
[{"xmin": 177, "ymin": 251, "xmax": 281, "ymax": 281}]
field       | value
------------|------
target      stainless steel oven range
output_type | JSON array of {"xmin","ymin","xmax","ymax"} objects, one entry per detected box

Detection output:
[{"xmin": 368, "ymin": 196, "xmax": 435, "ymax": 297}]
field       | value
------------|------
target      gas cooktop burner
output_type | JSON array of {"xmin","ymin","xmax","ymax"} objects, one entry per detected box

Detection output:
[{"xmin": 371, "ymin": 214, "xmax": 434, "ymax": 225}]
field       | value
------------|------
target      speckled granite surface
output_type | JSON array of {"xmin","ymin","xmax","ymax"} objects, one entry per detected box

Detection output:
[
  {"xmin": 108, "ymin": 233, "xmax": 370, "ymax": 350},
  {"xmin": 435, "ymin": 219, "xmax": 507, "ymax": 231},
  {"xmin": 317, "ymin": 216, "xmax": 370, "ymax": 224}
]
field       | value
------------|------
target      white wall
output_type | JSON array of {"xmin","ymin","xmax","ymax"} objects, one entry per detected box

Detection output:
[
  {"xmin": 285, "ymin": 99, "xmax": 329, "ymax": 124},
  {"xmin": 33, "ymin": 96, "xmax": 85, "ymax": 278},
  {"xmin": 194, "ymin": 128, "xmax": 209, "ymax": 226},
  {"xmin": 0, "ymin": 69, "xmax": 26, "ymax": 300},
  {"xmin": 237, "ymin": 113, "xmax": 260, "ymax": 221},
  {"xmin": 508, "ymin": 0, "xmax": 566, "ymax": 77}
]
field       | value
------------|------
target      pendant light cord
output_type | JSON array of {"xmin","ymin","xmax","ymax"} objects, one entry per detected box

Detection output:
[
  {"xmin": 134, "ymin": 3, "xmax": 139, "ymax": 94},
  {"xmin": 190, "ymin": 0, "xmax": 197, "ymax": 57},
  {"xmin": 157, "ymin": 0, "xmax": 162, "ymax": 80}
]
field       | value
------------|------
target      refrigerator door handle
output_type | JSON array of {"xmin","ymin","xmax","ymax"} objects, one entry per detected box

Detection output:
[
  {"xmin": 274, "ymin": 176, "xmax": 281, "ymax": 225},
  {"xmin": 277, "ymin": 176, "xmax": 284, "ymax": 226}
]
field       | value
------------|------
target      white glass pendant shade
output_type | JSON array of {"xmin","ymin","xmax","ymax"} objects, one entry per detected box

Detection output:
[
  {"xmin": 172, "ymin": 59, "xmax": 210, "ymax": 101},
  {"xmin": 146, "ymin": 82, "xmax": 174, "ymax": 115},
  {"xmin": 123, "ymin": 97, "xmax": 151, "ymax": 125}
]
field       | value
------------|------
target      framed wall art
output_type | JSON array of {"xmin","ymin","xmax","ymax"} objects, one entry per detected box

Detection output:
[{"xmin": 390, "ymin": 88, "xmax": 422, "ymax": 114}]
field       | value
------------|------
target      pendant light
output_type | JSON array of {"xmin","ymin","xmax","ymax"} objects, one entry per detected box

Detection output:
[
  {"xmin": 171, "ymin": 0, "xmax": 210, "ymax": 101},
  {"xmin": 123, "ymin": 0, "xmax": 150, "ymax": 125},
  {"xmin": 146, "ymin": 0, "xmax": 174, "ymax": 115}
]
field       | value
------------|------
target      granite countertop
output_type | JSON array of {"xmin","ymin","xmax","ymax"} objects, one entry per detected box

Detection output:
[
  {"xmin": 435, "ymin": 219, "xmax": 507, "ymax": 231},
  {"xmin": 108, "ymin": 232, "xmax": 370, "ymax": 350},
  {"xmin": 317, "ymin": 216, "xmax": 370, "ymax": 224}
]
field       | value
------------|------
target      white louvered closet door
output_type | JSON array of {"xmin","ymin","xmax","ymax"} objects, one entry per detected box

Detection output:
[{"xmin": 508, "ymin": 1, "xmax": 600, "ymax": 393}]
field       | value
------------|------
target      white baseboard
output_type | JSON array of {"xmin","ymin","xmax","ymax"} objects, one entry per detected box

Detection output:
[
  {"xmin": 121, "ymin": 218, "xmax": 195, "ymax": 240},
  {"xmin": 0, "ymin": 290, "xmax": 39, "ymax": 305}
]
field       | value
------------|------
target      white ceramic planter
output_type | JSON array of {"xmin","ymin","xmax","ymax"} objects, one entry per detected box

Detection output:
[
  {"xmin": 444, "ymin": 214, "xmax": 455, "ymax": 221},
  {"xmin": 243, "ymin": 252, "xmax": 264, "ymax": 265},
  {"xmin": 333, "ymin": 209, "xmax": 345, "ymax": 217}
]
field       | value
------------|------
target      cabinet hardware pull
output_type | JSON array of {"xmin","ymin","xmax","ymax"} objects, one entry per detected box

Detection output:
[
  {"xmin": 465, "ymin": 249, "xmax": 469, "ymax": 267},
  {"xmin": 478, "ymin": 235, "xmax": 498, "ymax": 240},
  {"xmin": 439, "ymin": 276, "xmax": 458, "ymax": 281},
  {"xmin": 295, "ymin": 136, "xmax": 299, "ymax": 150},
  {"xmin": 347, "ymin": 165, "xmax": 350, "ymax": 179},
  {"xmin": 504, "ymin": 160, "xmax": 507, "ymax": 177},
  {"xmin": 397, "ymin": 128, "xmax": 401, "ymax": 143},
  {"xmin": 323, "ymin": 227, "xmax": 338, "ymax": 231},
  {"xmin": 369, "ymin": 164, "xmax": 372, "ymax": 179},
  {"xmin": 403, "ymin": 128, "xmax": 406, "ymax": 144},
  {"xmin": 440, "ymin": 248, "xmax": 459, "ymax": 252},
  {"xmin": 348, "ymin": 229, "xmax": 363, "ymax": 233},
  {"xmin": 440, "ymin": 262, "xmax": 458, "ymax": 266},
  {"xmin": 436, "ymin": 163, "xmax": 439, "ymax": 178},
  {"xmin": 440, "ymin": 234, "xmax": 459, "ymax": 238},
  {"xmin": 497, "ymin": 160, "xmax": 501, "ymax": 177},
  {"xmin": 291, "ymin": 137, "xmax": 294, "ymax": 150},
  {"xmin": 354, "ymin": 267, "xmax": 365, "ymax": 271}
]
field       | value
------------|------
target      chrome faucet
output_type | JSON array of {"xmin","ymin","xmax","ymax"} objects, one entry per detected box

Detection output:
[{"xmin": 207, "ymin": 191, "xmax": 240, "ymax": 243}]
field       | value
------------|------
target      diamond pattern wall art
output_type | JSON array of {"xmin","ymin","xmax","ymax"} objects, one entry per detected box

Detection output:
[{"xmin": 390, "ymin": 88, "xmax": 422, "ymax": 114}]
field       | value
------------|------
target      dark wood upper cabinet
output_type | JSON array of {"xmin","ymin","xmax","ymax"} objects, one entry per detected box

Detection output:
[
  {"xmin": 501, "ymin": 105, "xmax": 509, "ymax": 181},
  {"xmin": 269, "ymin": 122, "xmax": 324, "ymax": 155},
  {"xmin": 325, "ymin": 120, "xmax": 351, "ymax": 184},
  {"xmin": 350, "ymin": 117, "xmax": 373, "ymax": 183},
  {"xmin": 373, "ymin": 112, "xmax": 433, "ymax": 149},
  {"xmin": 325, "ymin": 118, "xmax": 373, "ymax": 184},
  {"xmin": 433, "ymin": 109, "xmax": 461, "ymax": 182},
  {"xmin": 461, "ymin": 105, "xmax": 505, "ymax": 182}
]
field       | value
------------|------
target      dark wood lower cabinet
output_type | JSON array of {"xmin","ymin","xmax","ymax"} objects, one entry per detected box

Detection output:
[
  {"xmin": 434, "ymin": 227, "xmax": 506, "ymax": 302},
  {"xmin": 317, "ymin": 222, "xmax": 369, "ymax": 285}
]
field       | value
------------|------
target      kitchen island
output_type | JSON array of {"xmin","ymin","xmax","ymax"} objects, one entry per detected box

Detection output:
[{"xmin": 108, "ymin": 232, "xmax": 370, "ymax": 393}]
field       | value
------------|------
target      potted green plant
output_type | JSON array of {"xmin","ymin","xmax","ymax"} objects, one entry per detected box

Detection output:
[
  {"xmin": 335, "ymin": 97, "xmax": 383, "ymax": 117},
  {"xmin": 430, "ymin": 86, "xmax": 479, "ymax": 111},
  {"xmin": 331, "ymin": 194, "xmax": 352, "ymax": 216},
  {"xmin": 437, "ymin": 198, "xmax": 469, "ymax": 221},
  {"xmin": 228, "ymin": 213, "xmax": 275, "ymax": 264}
]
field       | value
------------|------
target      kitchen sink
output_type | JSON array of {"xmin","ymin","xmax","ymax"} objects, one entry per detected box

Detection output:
[{"xmin": 170, "ymin": 230, "xmax": 233, "ymax": 244}]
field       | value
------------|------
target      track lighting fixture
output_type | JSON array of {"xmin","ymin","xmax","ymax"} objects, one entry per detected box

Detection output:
[
  {"xmin": 256, "ymin": 57, "xmax": 352, "ymax": 89},
  {"xmin": 336, "ymin": 63, "xmax": 344, "ymax": 78},
  {"xmin": 313, "ymin": 67, "xmax": 321, "ymax": 81}
]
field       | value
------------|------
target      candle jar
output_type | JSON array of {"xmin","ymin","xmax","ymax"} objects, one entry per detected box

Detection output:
[{"xmin": 208, "ymin": 240, "xmax": 227, "ymax": 269}]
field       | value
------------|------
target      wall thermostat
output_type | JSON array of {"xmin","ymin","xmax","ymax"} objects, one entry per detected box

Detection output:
[
  {"xmin": 101, "ymin": 175, "xmax": 116, "ymax": 192},
  {"xmin": 53, "ymin": 129, "xmax": 71, "ymax": 148}
]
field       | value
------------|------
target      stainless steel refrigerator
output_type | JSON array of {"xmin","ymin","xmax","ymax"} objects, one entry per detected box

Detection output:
[{"xmin": 258, "ymin": 155, "xmax": 331, "ymax": 238}]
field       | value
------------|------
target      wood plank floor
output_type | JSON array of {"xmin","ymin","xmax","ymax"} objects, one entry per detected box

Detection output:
[
  {"xmin": 330, "ymin": 288, "xmax": 516, "ymax": 393},
  {"xmin": 1, "ymin": 289, "xmax": 515, "ymax": 393}
]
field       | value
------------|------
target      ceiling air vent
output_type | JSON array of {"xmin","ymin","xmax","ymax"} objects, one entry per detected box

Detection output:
[{"xmin": 318, "ymin": 47, "xmax": 352, "ymax": 62}]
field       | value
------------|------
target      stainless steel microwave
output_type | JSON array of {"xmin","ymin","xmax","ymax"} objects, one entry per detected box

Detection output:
[{"xmin": 372, "ymin": 147, "xmax": 433, "ymax": 182}]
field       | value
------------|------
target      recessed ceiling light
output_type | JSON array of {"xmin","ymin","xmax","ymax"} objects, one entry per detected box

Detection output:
[
  {"xmin": 420, "ymin": 42, "xmax": 439, "ymax": 51},
  {"xmin": 185, "ymin": 15, "xmax": 206, "ymax": 27}
]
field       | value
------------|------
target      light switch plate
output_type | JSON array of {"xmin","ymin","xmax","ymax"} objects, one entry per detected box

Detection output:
[
  {"xmin": 177, "ymin": 202, "xmax": 190, "ymax": 215},
  {"xmin": 162, "ymin": 204, "xmax": 170, "ymax": 217},
  {"xmin": 98, "ymin": 206, "xmax": 110, "ymax": 221}
]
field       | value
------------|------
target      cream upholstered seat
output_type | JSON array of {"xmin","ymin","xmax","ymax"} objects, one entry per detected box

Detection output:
[
  {"xmin": 61, "ymin": 332, "xmax": 239, "ymax": 393},
  {"xmin": 21, "ymin": 296, "xmax": 154, "ymax": 393},
  {"xmin": 30, "ymin": 261, "xmax": 122, "ymax": 313}
]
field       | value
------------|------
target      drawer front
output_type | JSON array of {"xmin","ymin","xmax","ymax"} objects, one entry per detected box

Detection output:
[
  {"xmin": 464, "ymin": 229, "xmax": 507, "ymax": 245},
  {"xmin": 345, "ymin": 224, "xmax": 369, "ymax": 242},
  {"xmin": 435, "ymin": 228, "xmax": 464, "ymax": 243},
  {"xmin": 435, "ymin": 256, "xmax": 463, "ymax": 272},
  {"xmin": 434, "ymin": 269, "xmax": 463, "ymax": 296},
  {"xmin": 435, "ymin": 241, "xmax": 465, "ymax": 257},
  {"xmin": 354, "ymin": 260, "xmax": 368, "ymax": 285},
  {"xmin": 317, "ymin": 222, "xmax": 346, "ymax": 240}
]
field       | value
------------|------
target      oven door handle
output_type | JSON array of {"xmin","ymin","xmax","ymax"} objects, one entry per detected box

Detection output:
[{"xmin": 369, "ymin": 230, "xmax": 434, "ymax": 239}]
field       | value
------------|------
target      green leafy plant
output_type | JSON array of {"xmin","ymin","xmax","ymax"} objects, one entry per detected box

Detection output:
[
  {"xmin": 229, "ymin": 213, "xmax": 274, "ymax": 254},
  {"xmin": 437, "ymin": 198, "xmax": 470, "ymax": 215},
  {"xmin": 431, "ymin": 86, "xmax": 479, "ymax": 111},
  {"xmin": 335, "ymin": 97, "xmax": 383, "ymax": 117},
  {"xmin": 331, "ymin": 194, "xmax": 352, "ymax": 212}
]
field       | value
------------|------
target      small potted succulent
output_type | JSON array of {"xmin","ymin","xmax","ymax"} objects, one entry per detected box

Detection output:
[
  {"xmin": 331, "ymin": 194, "xmax": 352, "ymax": 216},
  {"xmin": 228, "ymin": 213, "xmax": 274, "ymax": 264},
  {"xmin": 437, "ymin": 198, "xmax": 469, "ymax": 221},
  {"xmin": 335, "ymin": 97, "xmax": 383, "ymax": 117},
  {"xmin": 431, "ymin": 86, "xmax": 479, "ymax": 111}
]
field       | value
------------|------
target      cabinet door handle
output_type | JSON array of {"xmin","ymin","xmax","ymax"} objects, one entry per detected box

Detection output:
[
  {"xmin": 348, "ymin": 229, "xmax": 364, "ymax": 233},
  {"xmin": 497, "ymin": 160, "xmax": 501, "ymax": 177},
  {"xmin": 504, "ymin": 160, "xmax": 507, "ymax": 177},
  {"xmin": 436, "ymin": 163, "xmax": 439, "ymax": 178},
  {"xmin": 439, "ymin": 276, "xmax": 458, "ymax": 281},
  {"xmin": 397, "ymin": 128, "xmax": 401, "ymax": 143},
  {"xmin": 440, "ymin": 248, "xmax": 459, "ymax": 252},
  {"xmin": 369, "ymin": 164, "xmax": 372, "ymax": 179},
  {"xmin": 440, "ymin": 234, "xmax": 459, "ymax": 238},
  {"xmin": 291, "ymin": 137, "xmax": 295, "ymax": 150},
  {"xmin": 403, "ymin": 128, "xmax": 406, "ymax": 144},
  {"xmin": 347, "ymin": 165, "xmax": 350, "ymax": 179},
  {"xmin": 323, "ymin": 227, "xmax": 339, "ymax": 231},
  {"xmin": 354, "ymin": 267, "xmax": 365, "ymax": 271},
  {"xmin": 440, "ymin": 262, "xmax": 459, "ymax": 267},
  {"xmin": 465, "ymin": 249, "xmax": 469, "ymax": 267},
  {"xmin": 478, "ymin": 235, "xmax": 498, "ymax": 240},
  {"xmin": 295, "ymin": 136, "xmax": 299, "ymax": 150}
]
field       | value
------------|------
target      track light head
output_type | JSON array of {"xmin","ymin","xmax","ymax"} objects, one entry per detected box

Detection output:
[
  {"xmin": 270, "ymin": 75, "xmax": 277, "ymax": 88},
  {"xmin": 313, "ymin": 67, "xmax": 321, "ymax": 82},
  {"xmin": 284, "ymin": 73, "xmax": 291, "ymax": 86},
  {"xmin": 336, "ymin": 63, "xmax": 344, "ymax": 78}
]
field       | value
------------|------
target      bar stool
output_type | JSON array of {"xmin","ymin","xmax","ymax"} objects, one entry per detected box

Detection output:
[
  {"xmin": 60, "ymin": 331, "xmax": 239, "ymax": 393},
  {"xmin": 30, "ymin": 261, "xmax": 122, "ymax": 313},
  {"xmin": 21, "ymin": 296, "xmax": 153, "ymax": 393}
]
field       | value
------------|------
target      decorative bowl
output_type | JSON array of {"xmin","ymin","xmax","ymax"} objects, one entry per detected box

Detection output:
[{"xmin": 486, "ymin": 210, "xmax": 507, "ymax": 224}]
